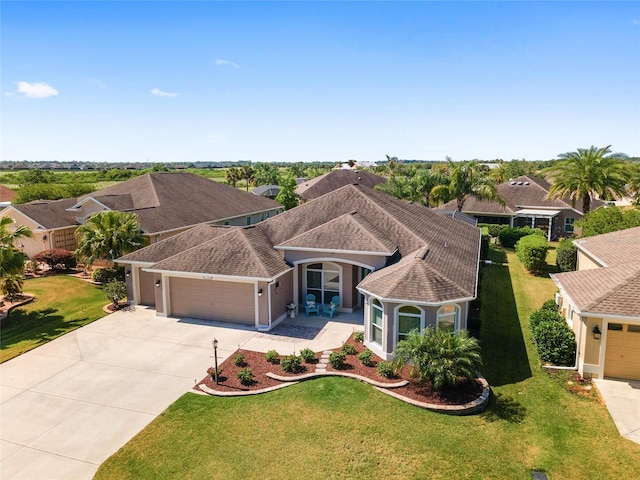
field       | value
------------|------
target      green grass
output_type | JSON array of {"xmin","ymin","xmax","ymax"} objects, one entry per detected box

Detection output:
[
  {"xmin": 94, "ymin": 245, "xmax": 640, "ymax": 480},
  {"xmin": 0, "ymin": 276, "xmax": 107, "ymax": 362}
]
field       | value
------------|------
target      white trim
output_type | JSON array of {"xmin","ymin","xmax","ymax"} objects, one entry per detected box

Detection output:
[
  {"xmin": 65, "ymin": 196, "xmax": 112, "ymax": 212},
  {"xmin": 292, "ymin": 256, "xmax": 376, "ymax": 271},
  {"xmin": 356, "ymin": 287, "xmax": 474, "ymax": 307},
  {"xmin": 370, "ymin": 297, "xmax": 385, "ymax": 350},
  {"xmin": 275, "ymin": 245, "xmax": 396, "ymax": 257},
  {"xmin": 394, "ymin": 304, "xmax": 425, "ymax": 346},
  {"xmin": 254, "ymin": 281, "xmax": 260, "ymax": 329},
  {"xmin": 303, "ymin": 261, "xmax": 342, "ymax": 307},
  {"xmin": 437, "ymin": 304, "xmax": 461, "ymax": 332},
  {"xmin": 141, "ymin": 267, "xmax": 292, "ymax": 283},
  {"xmin": 117, "ymin": 260, "xmax": 155, "ymax": 267}
]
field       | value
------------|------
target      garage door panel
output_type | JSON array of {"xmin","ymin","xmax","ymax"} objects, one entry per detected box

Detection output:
[
  {"xmin": 605, "ymin": 323, "xmax": 640, "ymax": 381},
  {"xmin": 169, "ymin": 277, "xmax": 254, "ymax": 325}
]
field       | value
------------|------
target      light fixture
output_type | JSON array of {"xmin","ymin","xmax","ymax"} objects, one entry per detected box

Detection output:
[
  {"xmin": 126, "ymin": 270, "xmax": 131, "ymax": 277},
  {"xmin": 593, "ymin": 325, "xmax": 601, "ymax": 340},
  {"xmin": 155, "ymin": 279, "xmax": 161, "ymax": 288},
  {"xmin": 211, "ymin": 339, "xmax": 219, "ymax": 385},
  {"xmin": 258, "ymin": 288, "xmax": 263, "ymax": 296}
]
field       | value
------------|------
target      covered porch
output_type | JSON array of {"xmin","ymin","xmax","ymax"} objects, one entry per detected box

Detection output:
[{"xmin": 513, "ymin": 208, "xmax": 560, "ymax": 241}]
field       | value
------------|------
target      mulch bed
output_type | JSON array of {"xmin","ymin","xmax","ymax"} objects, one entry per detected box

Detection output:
[{"xmin": 195, "ymin": 333, "xmax": 483, "ymax": 406}]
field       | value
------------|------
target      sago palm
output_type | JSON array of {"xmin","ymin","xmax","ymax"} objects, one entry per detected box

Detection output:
[
  {"xmin": 76, "ymin": 211, "xmax": 144, "ymax": 265},
  {"xmin": 545, "ymin": 145, "xmax": 628, "ymax": 214},
  {"xmin": 392, "ymin": 327, "xmax": 482, "ymax": 390}
]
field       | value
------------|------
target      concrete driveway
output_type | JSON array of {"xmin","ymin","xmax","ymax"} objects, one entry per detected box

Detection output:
[
  {"xmin": 594, "ymin": 378, "xmax": 640, "ymax": 445},
  {"xmin": 0, "ymin": 307, "xmax": 358, "ymax": 479}
]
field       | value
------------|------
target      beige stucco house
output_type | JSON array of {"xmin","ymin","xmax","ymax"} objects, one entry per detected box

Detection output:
[
  {"xmin": 118, "ymin": 184, "xmax": 481, "ymax": 359},
  {"xmin": 0, "ymin": 172, "xmax": 283, "ymax": 258},
  {"xmin": 551, "ymin": 226, "xmax": 640, "ymax": 380}
]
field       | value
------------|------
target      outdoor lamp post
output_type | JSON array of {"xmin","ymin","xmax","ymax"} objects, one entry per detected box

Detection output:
[{"xmin": 212, "ymin": 338, "xmax": 219, "ymax": 384}]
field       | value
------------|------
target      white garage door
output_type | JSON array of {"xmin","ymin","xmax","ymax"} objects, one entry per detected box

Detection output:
[
  {"xmin": 169, "ymin": 277, "xmax": 255, "ymax": 325},
  {"xmin": 605, "ymin": 323, "xmax": 640, "ymax": 380}
]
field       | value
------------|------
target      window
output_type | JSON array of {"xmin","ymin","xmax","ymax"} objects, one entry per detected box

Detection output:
[
  {"xmin": 437, "ymin": 304, "xmax": 460, "ymax": 332},
  {"xmin": 246, "ymin": 216, "xmax": 252, "ymax": 225},
  {"xmin": 371, "ymin": 299, "xmax": 384, "ymax": 346},
  {"xmin": 397, "ymin": 305, "xmax": 422, "ymax": 343},
  {"xmin": 564, "ymin": 217, "xmax": 575, "ymax": 233},
  {"xmin": 608, "ymin": 323, "xmax": 623, "ymax": 331},
  {"xmin": 306, "ymin": 262, "xmax": 340, "ymax": 304}
]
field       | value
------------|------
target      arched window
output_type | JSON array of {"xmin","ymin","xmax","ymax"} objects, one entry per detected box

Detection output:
[
  {"xmin": 371, "ymin": 299, "xmax": 384, "ymax": 346},
  {"xmin": 397, "ymin": 305, "xmax": 423, "ymax": 343},
  {"xmin": 437, "ymin": 304, "xmax": 460, "ymax": 332}
]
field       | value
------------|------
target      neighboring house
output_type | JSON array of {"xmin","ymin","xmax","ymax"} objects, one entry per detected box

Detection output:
[
  {"xmin": 0, "ymin": 172, "xmax": 283, "ymax": 258},
  {"xmin": 118, "ymin": 184, "xmax": 481, "ymax": 360},
  {"xmin": 0, "ymin": 185, "xmax": 17, "ymax": 208},
  {"xmin": 551, "ymin": 226, "xmax": 640, "ymax": 381},
  {"xmin": 437, "ymin": 175, "xmax": 604, "ymax": 240},
  {"xmin": 295, "ymin": 169, "xmax": 387, "ymax": 202},
  {"xmin": 251, "ymin": 185, "xmax": 281, "ymax": 199}
]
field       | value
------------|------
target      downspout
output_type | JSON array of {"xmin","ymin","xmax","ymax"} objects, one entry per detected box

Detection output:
[{"xmin": 266, "ymin": 278, "xmax": 276, "ymax": 330}]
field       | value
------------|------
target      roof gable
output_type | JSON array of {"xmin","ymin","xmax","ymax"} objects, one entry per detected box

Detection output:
[
  {"xmin": 574, "ymin": 226, "xmax": 640, "ymax": 267},
  {"xmin": 295, "ymin": 170, "xmax": 386, "ymax": 200}
]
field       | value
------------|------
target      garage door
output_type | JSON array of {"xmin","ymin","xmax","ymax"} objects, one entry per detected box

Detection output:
[
  {"xmin": 169, "ymin": 277, "xmax": 255, "ymax": 325},
  {"xmin": 605, "ymin": 323, "xmax": 640, "ymax": 380}
]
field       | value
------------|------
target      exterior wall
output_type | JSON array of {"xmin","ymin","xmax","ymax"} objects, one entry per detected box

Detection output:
[
  {"xmin": 257, "ymin": 280, "xmax": 269, "ymax": 328},
  {"xmin": 576, "ymin": 251, "xmax": 601, "ymax": 271},
  {"xmin": 167, "ymin": 277, "xmax": 254, "ymax": 324},
  {"xmin": 1, "ymin": 207, "xmax": 53, "ymax": 258},
  {"xmin": 556, "ymin": 210, "xmax": 581, "ymax": 237},
  {"xmin": 582, "ymin": 315, "xmax": 602, "ymax": 370},
  {"xmin": 270, "ymin": 270, "xmax": 294, "ymax": 326},
  {"xmin": 284, "ymin": 250, "xmax": 387, "ymax": 271},
  {"xmin": 154, "ymin": 273, "xmax": 165, "ymax": 314},
  {"xmin": 138, "ymin": 268, "xmax": 156, "ymax": 306}
]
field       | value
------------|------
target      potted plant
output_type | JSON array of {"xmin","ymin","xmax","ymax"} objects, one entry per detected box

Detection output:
[{"xmin": 287, "ymin": 302, "xmax": 296, "ymax": 318}]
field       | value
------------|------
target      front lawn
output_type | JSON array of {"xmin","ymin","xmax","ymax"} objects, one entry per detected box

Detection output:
[
  {"xmin": 0, "ymin": 275, "xmax": 107, "ymax": 363},
  {"xmin": 95, "ymin": 245, "xmax": 640, "ymax": 480}
]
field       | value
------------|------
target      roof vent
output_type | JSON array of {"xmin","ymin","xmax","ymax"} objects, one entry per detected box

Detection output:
[
  {"xmin": 524, "ymin": 181, "xmax": 530, "ymax": 185},
  {"xmin": 510, "ymin": 182, "xmax": 516, "ymax": 185},
  {"xmin": 517, "ymin": 181, "xmax": 523, "ymax": 185}
]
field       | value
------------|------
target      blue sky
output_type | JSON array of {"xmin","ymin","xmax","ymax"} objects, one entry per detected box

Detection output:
[{"xmin": 2, "ymin": 1, "xmax": 639, "ymax": 164}]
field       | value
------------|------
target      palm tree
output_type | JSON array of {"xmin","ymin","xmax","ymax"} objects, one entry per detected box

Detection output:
[
  {"xmin": 75, "ymin": 211, "xmax": 144, "ymax": 266},
  {"xmin": 627, "ymin": 162, "xmax": 640, "ymax": 206},
  {"xmin": 432, "ymin": 161, "xmax": 503, "ymax": 211},
  {"xmin": 412, "ymin": 167, "xmax": 449, "ymax": 207},
  {"xmin": 0, "ymin": 273, "xmax": 24, "ymax": 302},
  {"xmin": 544, "ymin": 145, "xmax": 628, "ymax": 214},
  {"xmin": 0, "ymin": 216, "xmax": 32, "ymax": 277},
  {"xmin": 225, "ymin": 167, "xmax": 241, "ymax": 187},
  {"xmin": 392, "ymin": 327, "xmax": 482, "ymax": 390},
  {"xmin": 240, "ymin": 165, "xmax": 255, "ymax": 191}
]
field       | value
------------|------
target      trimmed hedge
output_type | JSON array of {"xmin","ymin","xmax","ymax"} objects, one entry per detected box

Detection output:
[
  {"xmin": 498, "ymin": 226, "xmax": 545, "ymax": 248},
  {"xmin": 480, "ymin": 233, "xmax": 489, "ymax": 260},
  {"xmin": 529, "ymin": 306, "xmax": 564, "ymax": 331},
  {"xmin": 529, "ymin": 303, "xmax": 576, "ymax": 366},
  {"xmin": 92, "ymin": 267, "xmax": 125, "ymax": 284},
  {"xmin": 515, "ymin": 234, "xmax": 550, "ymax": 274},
  {"xmin": 556, "ymin": 238, "xmax": 577, "ymax": 272}
]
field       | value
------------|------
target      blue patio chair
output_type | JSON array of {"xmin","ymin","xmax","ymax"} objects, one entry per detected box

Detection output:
[
  {"xmin": 305, "ymin": 294, "xmax": 320, "ymax": 316},
  {"xmin": 324, "ymin": 296, "xmax": 340, "ymax": 319}
]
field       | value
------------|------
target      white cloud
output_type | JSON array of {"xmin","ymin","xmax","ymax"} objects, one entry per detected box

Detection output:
[
  {"xmin": 215, "ymin": 58, "xmax": 239, "ymax": 68},
  {"xmin": 150, "ymin": 88, "xmax": 179, "ymax": 97},
  {"xmin": 87, "ymin": 78, "xmax": 106, "ymax": 89},
  {"xmin": 14, "ymin": 81, "xmax": 59, "ymax": 98}
]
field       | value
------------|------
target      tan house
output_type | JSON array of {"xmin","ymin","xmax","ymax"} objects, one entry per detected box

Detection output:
[
  {"xmin": 295, "ymin": 169, "xmax": 387, "ymax": 202},
  {"xmin": 551, "ymin": 226, "xmax": 640, "ymax": 380},
  {"xmin": 118, "ymin": 184, "xmax": 481, "ymax": 359},
  {"xmin": 0, "ymin": 172, "xmax": 283, "ymax": 258},
  {"xmin": 438, "ymin": 175, "xmax": 604, "ymax": 240}
]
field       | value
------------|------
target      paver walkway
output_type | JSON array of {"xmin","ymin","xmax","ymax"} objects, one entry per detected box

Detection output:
[{"xmin": 0, "ymin": 307, "xmax": 359, "ymax": 479}]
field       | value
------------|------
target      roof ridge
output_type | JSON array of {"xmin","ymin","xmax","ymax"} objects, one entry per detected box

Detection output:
[
  {"xmin": 348, "ymin": 212, "xmax": 399, "ymax": 251},
  {"xmin": 238, "ymin": 226, "xmax": 274, "ymax": 278}
]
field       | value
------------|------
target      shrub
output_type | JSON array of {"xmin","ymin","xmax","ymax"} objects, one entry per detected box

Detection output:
[
  {"xmin": 480, "ymin": 233, "xmax": 490, "ymax": 260},
  {"xmin": 103, "ymin": 280, "xmax": 127, "ymax": 308},
  {"xmin": 265, "ymin": 350, "xmax": 279, "ymax": 364},
  {"xmin": 329, "ymin": 351, "xmax": 346, "ymax": 369},
  {"xmin": 529, "ymin": 308, "xmax": 564, "ymax": 331},
  {"xmin": 92, "ymin": 267, "xmax": 124, "ymax": 284},
  {"xmin": 207, "ymin": 366, "xmax": 221, "ymax": 378},
  {"xmin": 299, "ymin": 347, "xmax": 316, "ymax": 363},
  {"xmin": 515, "ymin": 234, "xmax": 550, "ymax": 274},
  {"xmin": 233, "ymin": 353, "xmax": 245, "ymax": 367},
  {"xmin": 358, "ymin": 349, "xmax": 373, "ymax": 366},
  {"xmin": 541, "ymin": 299, "xmax": 558, "ymax": 312},
  {"xmin": 31, "ymin": 249, "xmax": 77, "ymax": 271},
  {"xmin": 236, "ymin": 368, "xmax": 255, "ymax": 386},
  {"xmin": 498, "ymin": 226, "xmax": 544, "ymax": 248},
  {"xmin": 341, "ymin": 343, "xmax": 356, "ymax": 355},
  {"xmin": 487, "ymin": 224, "xmax": 507, "ymax": 238},
  {"xmin": 556, "ymin": 238, "xmax": 577, "ymax": 272},
  {"xmin": 377, "ymin": 361, "xmax": 396, "ymax": 379},
  {"xmin": 531, "ymin": 321, "xmax": 576, "ymax": 366},
  {"xmin": 280, "ymin": 354, "xmax": 302, "ymax": 373},
  {"xmin": 353, "ymin": 330, "xmax": 365, "ymax": 343}
]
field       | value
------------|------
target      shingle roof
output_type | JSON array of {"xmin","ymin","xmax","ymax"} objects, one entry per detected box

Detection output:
[
  {"xmin": 437, "ymin": 175, "xmax": 604, "ymax": 215},
  {"xmin": 276, "ymin": 212, "xmax": 397, "ymax": 255},
  {"xmin": 357, "ymin": 246, "xmax": 475, "ymax": 302},
  {"xmin": 9, "ymin": 198, "xmax": 79, "ymax": 229},
  {"xmin": 118, "ymin": 224, "xmax": 232, "ymax": 264},
  {"xmin": 294, "ymin": 170, "xmax": 386, "ymax": 201},
  {"xmin": 574, "ymin": 226, "xmax": 640, "ymax": 267},
  {"xmin": 148, "ymin": 226, "xmax": 290, "ymax": 279},
  {"xmin": 552, "ymin": 263, "xmax": 640, "ymax": 317},
  {"xmin": 0, "ymin": 186, "xmax": 17, "ymax": 203},
  {"xmin": 10, "ymin": 173, "xmax": 281, "ymax": 233}
]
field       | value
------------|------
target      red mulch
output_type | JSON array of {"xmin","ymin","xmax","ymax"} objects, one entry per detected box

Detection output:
[{"xmin": 195, "ymin": 334, "xmax": 483, "ymax": 406}]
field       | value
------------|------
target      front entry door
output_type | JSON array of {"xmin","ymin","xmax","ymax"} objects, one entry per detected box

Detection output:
[{"xmin": 306, "ymin": 262, "xmax": 340, "ymax": 304}]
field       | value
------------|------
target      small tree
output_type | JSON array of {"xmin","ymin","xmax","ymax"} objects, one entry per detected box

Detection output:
[
  {"xmin": 275, "ymin": 174, "xmax": 298, "ymax": 210},
  {"xmin": 0, "ymin": 273, "xmax": 24, "ymax": 302},
  {"xmin": 32, "ymin": 249, "xmax": 77, "ymax": 272},
  {"xmin": 392, "ymin": 327, "xmax": 482, "ymax": 390},
  {"xmin": 103, "ymin": 280, "xmax": 127, "ymax": 309}
]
